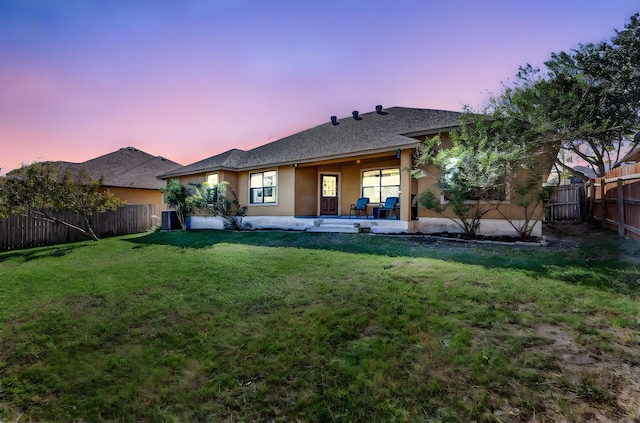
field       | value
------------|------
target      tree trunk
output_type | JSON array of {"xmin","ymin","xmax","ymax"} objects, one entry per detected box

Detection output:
[{"xmin": 29, "ymin": 209, "xmax": 99, "ymax": 241}]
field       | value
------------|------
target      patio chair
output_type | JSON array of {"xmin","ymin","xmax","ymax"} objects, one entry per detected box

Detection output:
[
  {"xmin": 379, "ymin": 196, "xmax": 399, "ymax": 219},
  {"xmin": 349, "ymin": 197, "xmax": 370, "ymax": 218}
]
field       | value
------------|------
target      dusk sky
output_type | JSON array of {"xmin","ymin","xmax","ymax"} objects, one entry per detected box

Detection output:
[{"xmin": 1, "ymin": 1, "xmax": 638, "ymax": 174}]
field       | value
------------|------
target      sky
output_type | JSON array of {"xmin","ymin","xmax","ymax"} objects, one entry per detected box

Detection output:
[{"xmin": 1, "ymin": 1, "xmax": 638, "ymax": 175}]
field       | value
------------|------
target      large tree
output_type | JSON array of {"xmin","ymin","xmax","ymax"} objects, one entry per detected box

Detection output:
[
  {"xmin": 491, "ymin": 13, "xmax": 640, "ymax": 179},
  {"xmin": 413, "ymin": 110, "xmax": 548, "ymax": 239},
  {"xmin": 0, "ymin": 162, "xmax": 125, "ymax": 241}
]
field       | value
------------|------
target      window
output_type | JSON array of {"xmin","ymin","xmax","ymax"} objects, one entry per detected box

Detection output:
[
  {"xmin": 250, "ymin": 170, "xmax": 277, "ymax": 204},
  {"xmin": 362, "ymin": 168, "xmax": 400, "ymax": 203},
  {"xmin": 441, "ymin": 159, "xmax": 506, "ymax": 203},
  {"xmin": 206, "ymin": 173, "xmax": 219, "ymax": 187},
  {"xmin": 206, "ymin": 173, "xmax": 220, "ymax": 203}
]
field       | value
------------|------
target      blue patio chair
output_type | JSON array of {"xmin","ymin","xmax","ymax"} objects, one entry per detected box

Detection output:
[
  {"xmin": 349, "ymin": 197, "xmax": 369, "ymax": 218},
  {"xmin": 379, "ymin": 196, "xmax": 399, "ymax": 219}
]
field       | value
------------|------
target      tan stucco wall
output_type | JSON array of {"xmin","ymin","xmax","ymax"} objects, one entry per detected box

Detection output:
[
  {"xmin": 295, "ymin": 166, "xmax": 318, "ymax": 216},
  {"xmin": 239, "ymin": 166, "xmax": 296, "ymax": 216},
  {"xmin": 413, "ymin": 139, "xmax": 553, "ymax": 224},
  {"xmin": 176, "ymin": 172, "xmax": 208, "ymax": 186},
  {"xmin": 235, "ymin": 156, "xmax": 406, "ymax": 217},
  {"xmin": 103, "ymin": 187, "xmax": 164, "ymax": 205},
  {"xmin": 338, "ymin": 158, "xmax": 401, "ymax": 215},
  {"xmin": 167, "ymin": 134, "xmax": 552, "ymax": 225}
]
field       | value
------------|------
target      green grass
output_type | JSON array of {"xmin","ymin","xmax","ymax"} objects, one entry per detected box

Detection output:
[{"xmin": 1, "ymin": 229, "xmax": 639, "ymax": 422}]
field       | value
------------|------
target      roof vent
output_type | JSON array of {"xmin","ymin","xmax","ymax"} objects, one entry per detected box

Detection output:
[
  {"xmin": 331, "ymin": 116, "xmax": 339, "ymax": 126},
  {"xmin": 376, "ymin": 105, "xmax": 388, "ymax": 115},
  {"xmin": 352, "ymin": 111, "xmax": 362, "ymax": 121}
]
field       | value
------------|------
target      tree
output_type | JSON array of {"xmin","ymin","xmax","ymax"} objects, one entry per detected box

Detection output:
[
  {"xmin": 161, "ymin": 180, "xmax": 248, "ymax": 231},
  {"xmin": 413, "ymin": 110, "xmax": 550, "ymax": 239},
  {"xmin": 190, "ymin": 181, "xmax": 247, "ymax": 230},
  {"xmin": 494, "ymin": 13, "xmax": 640, "ymax": 179},
  {"xmin": 0, "ymin": 162, "xmax": 125, "ymax": 241},
  {"xmin": 162, "ymin": 179, "xmax": 198, "ymax": 230}
]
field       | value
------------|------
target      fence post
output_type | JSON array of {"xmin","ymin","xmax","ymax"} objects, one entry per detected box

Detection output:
[
  {"xmin": 600, "ymin": 180, "xmax": 607, "ymax": 228},
  {"xmin": 617, "ymin": 179, "xmax": 625, "ymax": 237},
  {"xmin": 588, "ymin": 180, "xmax": 595, "ymax": 222}
]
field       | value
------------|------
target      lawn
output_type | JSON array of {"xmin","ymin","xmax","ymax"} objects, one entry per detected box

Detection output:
[{"xmin": 1, "ymin": 227, "xmax": 639, "ymax": 422}]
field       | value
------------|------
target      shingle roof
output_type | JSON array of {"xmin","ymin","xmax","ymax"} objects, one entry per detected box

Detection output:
[
  {"xmin": 158, "ymin": 148, "xmax": 249, "ymax": 178},
  {"xmin": 12, "ymin": 147, "xmax": 182, "ymax": 189},
  {"xmin": 79, "ymin": 147, "xmax": 182, "ymax": 189},
  {"xmin": 573, "ymin": 165, "xmax": 598, "ymax": 179},
  {"xmin": 160, "ymin": 106, "xmax": 460, "ymax": 178}
]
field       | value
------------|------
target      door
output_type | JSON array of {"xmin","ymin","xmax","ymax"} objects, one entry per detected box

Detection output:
[{"xmin": 320, "ymin": 174, "xmax": 339, "ymax": 215}]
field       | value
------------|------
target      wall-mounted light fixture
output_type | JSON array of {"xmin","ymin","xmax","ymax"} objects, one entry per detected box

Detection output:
[{"xmin": 395, "ymin": 149, "xmax": 401, "ymax": 159}]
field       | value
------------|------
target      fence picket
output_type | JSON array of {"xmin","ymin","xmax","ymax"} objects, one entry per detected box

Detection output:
[
  {"xmin": 546, "ymin": 184, "xmax": 584, "ymax": 222},
  {"xmin": 0, "ymin": 204, "xmax": 165, "ymax": 250},
  {"xmin": 589, "ymin": 162, "xmax": 640, "ymax": 240}
]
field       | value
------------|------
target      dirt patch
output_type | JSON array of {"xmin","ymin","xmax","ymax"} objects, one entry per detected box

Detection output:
[{"xmin": 530, "ymin": 322, "xmax": 640, "ymax": 421}]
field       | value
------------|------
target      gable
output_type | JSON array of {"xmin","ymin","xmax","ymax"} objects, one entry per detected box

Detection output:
[{"xmin": 78, "ymin": 147, "xmax": 182, "ymax": 190}]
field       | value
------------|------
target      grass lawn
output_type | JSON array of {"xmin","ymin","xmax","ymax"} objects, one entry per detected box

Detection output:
[{"xmin": 1, "ymin": 227, "xmax": 639, "ymax": 422}]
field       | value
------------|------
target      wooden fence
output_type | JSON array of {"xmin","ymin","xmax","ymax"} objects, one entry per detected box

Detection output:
[
  {"xmin": 590, "ymin": 162, "xmax": 640, "ymax": 240},
  {"xmin": 545, "ymin": 184, "xmax": 585, "ymax": 222},
  {"xmin": 0, "ymin": 204, "xmax": 165, "ymax": 250}
]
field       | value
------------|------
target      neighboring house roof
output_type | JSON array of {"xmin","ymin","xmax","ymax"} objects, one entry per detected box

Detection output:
[
  {"xmin": 622, "ymin": 145, "xmax": 640, "ymax": 163},
  {"xmin": 11, "ymin": 147, "xmax": 182, "ymax": 190},
  {"xmin": 79, "ymin": 147, "xmax": 181, "ymax": 190},
  {"xmin": 159, "ymin": 106, "xmax": 461, "ymax": 178},
  {"xmin": 573, "ymin": 165, "xmax": 598, "ymax": 180}
]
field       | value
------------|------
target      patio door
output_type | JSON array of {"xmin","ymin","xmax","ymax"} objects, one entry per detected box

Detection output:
[{"xmin": 320, "ymin": 174, "xmax": 339, "ymax": 215}]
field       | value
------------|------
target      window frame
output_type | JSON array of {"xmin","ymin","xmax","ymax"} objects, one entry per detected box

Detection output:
[
  {"xmin": 249, "ymin": 169, "xmax": 278, "ymax": 205},
  {"xmin": 361, "ymin": 167, "xmax": 401, "ymax": 204},
  {"xmin": 205, "ymin": 173, "xmax": 220, "ymax": 204},
  {"xmin": 439, "ymin": 160, "xmax": 509, "ymax": 204}
]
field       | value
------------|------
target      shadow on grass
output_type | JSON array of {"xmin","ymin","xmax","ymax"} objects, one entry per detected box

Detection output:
[
  {"xmin": 0, "ymin": 244, "xmax": 81, "ymax": 263},
  {"xmin": 126, "ymin": 229, "xmax": 640, "ymax": 295}
]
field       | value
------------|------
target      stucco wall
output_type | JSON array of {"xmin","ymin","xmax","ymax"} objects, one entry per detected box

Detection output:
[
  {"xmin": 294, "ymin": 166, "xmax": 318, "ymax": 216},
  {"xmin": 104, "ymin": 187, "xmax": 164, "ymax": 205},
  {"xmin": 414, "ymin": 164, "xmax": 547, "ymax": 221},
  {"xmin": 176, "ymin": 172, "xmax": 207, "ymax": 186},
  {"xmin": 241, "ymin": 166, "xmax": 295, "ymax": 216},
  {"xmin": 409, "ymin": 132, "xmax": 551, "ymax": 223},
  {"xmin": 338, "ymin": 158, "xmax": 400, "ymax": 215}
]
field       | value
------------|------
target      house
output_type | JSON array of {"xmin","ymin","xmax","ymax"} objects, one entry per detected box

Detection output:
[
  {"xmin": 159, "ymin": 106, "xmax": 553, "ymax": 236},
  {"xmin": 17, "ymin": 147, "xmax": 182, "ymax": 205},
  {"xmin": 76, "ymin": 147, "xmax": 181, "ymax": 204}
]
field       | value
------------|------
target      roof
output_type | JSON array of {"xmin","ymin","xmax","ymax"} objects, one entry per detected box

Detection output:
[
  {"xmin": 79, "ymin": 147, "xmax": 181, "ymax": 189},
  {"xmin": 159, "ymin": 148, "xmax": 249, "ymax": 178},
  {"xmin": 573, "ymin": 165, "xmax": 598, "ymax": 180},
  {"xmin": 159, "ymin": 106, "xmax": 461, "ymax": 178},
  {"xmin": 623, "ymin": 145, "xmax": 640, "ymax": 163},
  {"xmin": 10, "ymin": 147, "xmax": 182, "ymax": 190}
]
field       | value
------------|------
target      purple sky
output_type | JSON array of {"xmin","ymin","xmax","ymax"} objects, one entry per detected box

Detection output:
[{"xmin": 1, "ymin": 1, "xmax": 638, "ymax": 174}]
